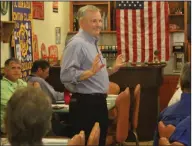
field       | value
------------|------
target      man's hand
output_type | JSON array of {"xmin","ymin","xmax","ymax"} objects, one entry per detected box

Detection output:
[
  {"xmin": 27, "ymin": 81, "xmax": 40, "ymax": 88},
  {"xmin": 112, "ymin": 54, "xmax": 126, "ymax": 73},
  {"xmin": 159, "ymin": 137, "xmax": 171, "ymax": 145},
  {"xmin": 158, "ymin": 121, "xmax": 176, "ymax": 138},
  {"xmin": 79, "ymin": 54, "xmax": 105, "ymax": 81},
  {"xmin": 90, "ymin": 54, "xmax": 105, "ymax": 75},
  {"xmin": 159, "ymin": 137, "xmax": 184, "ymax": 146},
  {"xmin": 158, "ymin": 121, "xmax": 184, "ymax": 146}
]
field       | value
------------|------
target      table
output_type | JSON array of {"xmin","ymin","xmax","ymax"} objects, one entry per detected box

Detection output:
[
  {"xmin": 1, "ymin": 138, "xmax": 69, "ymax": 146},
  {"xmin": 52, "ymin": 95, "xmax": 118, "ymax": 113}
]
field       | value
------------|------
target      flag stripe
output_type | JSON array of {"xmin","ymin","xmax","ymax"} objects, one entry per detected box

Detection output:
[
  {"xmin": 120, "ymin": 10, "xmax": 126, "ymax": 62},
  {"xmin": 148, "ymin": 2, "xmax": 153, "ymax": 62},
  {"xmin": 128, "ymin": 10, "xmax": 133, "ymax": 62},
  {"xmin": 152, "ymin": 2, "xmax": 157, "ymax": 62},
  {"xmin": 132, "ymin": 10, "xmax": 137, "ymax": 62},
  {"xmin": 156, "ymin": 1, "xmax": 161, "ymax": 61},
  {"xmin": 164, "ymin": 2, "xmax": 169, "ymax": 61},
  {"xmin": 124, "ymin": 9, "xmax": 129, "ymax": 62},
  {"xmin": 140, "ymin": 8, "xmax": 145, "ymax": 62},
  {"xmin": 136, "ymin": 10, "xmax": 141, "ymax": 62},
  {"xmin": 161, "ymin": 2, "xmax": 166, "ymax": 61}
]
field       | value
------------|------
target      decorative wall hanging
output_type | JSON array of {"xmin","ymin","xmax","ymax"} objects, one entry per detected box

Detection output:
[
  {"xmin": 32, "ymin": 33, "xmax": 39, "ymax": 61},
  {"xmin": 12, "ymin": 1, "xmax": 33, "ymax": 79},
  {"xmin": 52, "ymin": 1, "xmax": 58, "ymax": 13},
  {"xmin": 32, "ymin": 2, "xmax": 44, "ymax": 20},
  {"xmin": 55, "ymin": 27, "xmax": 61, "ymax": 44},
  {"xmin": 0, "ymin": 1, "xmax": 9, "ymax": 15},
  {"xmin": 48, "ymin": 45, "xmax": 58, "ymax": 65},
  {"xmin": 41, "ymin": 43, "xmax": 48, "ymax": 60}
]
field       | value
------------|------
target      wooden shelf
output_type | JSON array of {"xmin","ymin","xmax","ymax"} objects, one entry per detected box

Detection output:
[
  {"xmin": 68, "ymin": 31, "xmax": 116, "ymax": 35},
  {"xmin": 169, "ymin": 29, "xmax": 184, "ymax": 33},
  {"xmin": 0, "ymin": 21, "xmax": 15, "ymax": 43}
]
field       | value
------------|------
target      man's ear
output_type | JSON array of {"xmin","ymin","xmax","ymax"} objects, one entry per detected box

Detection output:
[
  {"xmin": 79, "ymin": 18, "xmax": 86, "ymax": 29},
  {"xmin": 4, "ymin": 67, "xmax": 8, "ymax": 75}
]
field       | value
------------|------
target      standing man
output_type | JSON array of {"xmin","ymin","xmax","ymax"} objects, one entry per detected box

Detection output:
[{"xmin": 60, "ymin": 5, "xmax": 124, "ymax": 146}]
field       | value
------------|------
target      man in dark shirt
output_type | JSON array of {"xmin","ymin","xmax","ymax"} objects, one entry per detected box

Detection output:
[{"xmin": 27, "ymin": 59, "xmax": 64, "ymax": 103}]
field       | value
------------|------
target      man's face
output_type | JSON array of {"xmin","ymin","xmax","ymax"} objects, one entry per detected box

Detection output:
[
  {"xmin": 80, "ymin": 10, "xmax": 102, "ymax": 37},
  {"xmin": 38, "ymin": 67, "xmax": 49, "ymax": 79},
  {"xmin": 4, "ymin": 62, "xmax": 22, "ymax": 82}
]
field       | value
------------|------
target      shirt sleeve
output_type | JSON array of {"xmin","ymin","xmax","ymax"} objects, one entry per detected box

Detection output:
[
  {"xmin": 0, "ymin": 82, "xmax": 11, "ymax": 107},
  {"xmin": 41, "ymin": 79, "xmax": 64, "ymax": 102},
  {"xmin": 169, "ymin": 116, "xmax": 191, "ymax": 146},
  {"xmin": 0, "ymin": 81, "xmax": 14, "ymax": 131},
  {"xmin": 60, "ymin": 40, "xmax": 86, "ymax": 85}
]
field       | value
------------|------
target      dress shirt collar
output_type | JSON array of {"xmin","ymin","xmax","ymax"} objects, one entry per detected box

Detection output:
[
  {"xmin": 3, "ymin": 77, "xmax": 18, "ymax": 85},
  {"xmin": 78, "ymin": 28, "xmax": 99, "ymax": 44}
]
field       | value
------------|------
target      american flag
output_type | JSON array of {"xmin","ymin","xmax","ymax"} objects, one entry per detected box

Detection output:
[{"xmin": 116, "ymin": 1, "xmax": 170, "ymax": 62}]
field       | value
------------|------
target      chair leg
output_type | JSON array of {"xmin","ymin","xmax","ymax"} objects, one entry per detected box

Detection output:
[{"xmin": 132, "ymin": 129, "xmax": 139, "ymax": 146}]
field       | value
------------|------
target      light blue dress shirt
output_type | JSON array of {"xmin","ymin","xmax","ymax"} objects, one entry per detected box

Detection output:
[{"xmin": 60, "ymin": 29, "xmax": 109, "ymax": 94}]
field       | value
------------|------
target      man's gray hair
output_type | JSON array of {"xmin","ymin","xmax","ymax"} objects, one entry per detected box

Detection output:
[
  {"xmin": 180, "ymin": 62, "xmax": 191, "ymax": 92},
  {"xmin": 77, "ymin": 5, "xmax": 100, "ymax": 20}
]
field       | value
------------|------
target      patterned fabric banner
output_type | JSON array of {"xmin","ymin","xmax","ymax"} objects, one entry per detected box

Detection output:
[{"xmin": 12, "ymin": 1, "xmax": 33, "ymax": 78}]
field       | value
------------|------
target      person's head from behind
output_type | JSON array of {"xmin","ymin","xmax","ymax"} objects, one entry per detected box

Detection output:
[
  {"xmin": 77, "ymin": 5, "xmax": 102, "ymax": 37},
  {"xmin": 4, "ymin": 58, "xmax": 22, "ymax": 82},
  {"xmin": 180, "ymin": 62, "xmax": 191, "ymax": 93},
  {"xmin": 31, "ymin": 59, "xmax": 50, "ymax": 79},
  {"xmin": 4, "ymin": 87, "xmax": 52, "ymax": 146}
]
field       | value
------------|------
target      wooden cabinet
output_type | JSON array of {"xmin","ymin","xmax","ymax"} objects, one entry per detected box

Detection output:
[
  {"xmin": 69, "ymin": 1, "xmax": 116, "ymax": 33},
  {"xmin": 168, "ymin": 2, "xmax": 190, "ymax": 60},
  {"xmin": 159, "ymin": 75, "xmax": 180, "ymax": 111},
  {"xmin": 168, "ymin": 2, "xmax": 187, "ymax": 33}
]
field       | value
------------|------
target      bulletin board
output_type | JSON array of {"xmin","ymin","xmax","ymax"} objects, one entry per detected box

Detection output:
[{"xmin": 12, "ymin": 1, "xmax": 33, "ymax": 79}]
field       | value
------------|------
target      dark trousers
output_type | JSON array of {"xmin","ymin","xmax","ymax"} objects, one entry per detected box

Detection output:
[{"xmin": 69, "ymin": 93, "xmax": 108, "ymax": 146}]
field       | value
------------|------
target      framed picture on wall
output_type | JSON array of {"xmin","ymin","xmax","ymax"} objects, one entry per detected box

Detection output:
[
  {"xmin": 55, "ymin": 27, "xmax": 61, "ymax": 44},
  {"xmin": 32, "ymin": 2, "xmax": 44, "ymax": 20}
]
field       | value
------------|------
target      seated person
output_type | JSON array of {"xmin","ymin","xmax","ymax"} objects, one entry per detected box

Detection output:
[
  {"xmin": 3, "ymin": 86, "xmax": 100, "ymax": 146},
  {"xmin": 26, "ymin": 59, "xmax": 64, "ymax": 103},
  {"xmin": 158, "ymin": 116, "xmax": 191, "ymax": 146},
  {"xmin": 153, "ymin": 62, "xmax": 191, "ymax": 146},
  {"xmin": 0, "ymin": 58, "xmax": 38, "ymax": 133}
]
